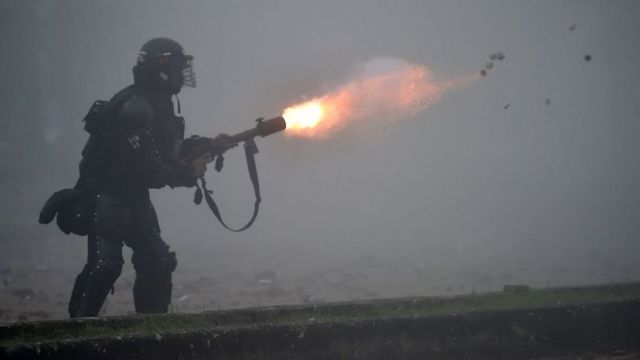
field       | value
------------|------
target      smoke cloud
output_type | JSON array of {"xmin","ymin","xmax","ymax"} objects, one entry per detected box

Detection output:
[{"xmin": 283, "ymin": 57, "xmax": 475, "ymax": 139}]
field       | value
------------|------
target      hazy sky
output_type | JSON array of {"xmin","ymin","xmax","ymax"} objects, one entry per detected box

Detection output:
[{"xmin": 2, "ymin": 1, "xmax": 640, "ymax": 289}]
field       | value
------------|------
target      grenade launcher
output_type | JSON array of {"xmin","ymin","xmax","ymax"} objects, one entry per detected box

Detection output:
[
  {"xmin": 179, "ymin": 116, "xmax": 287, "ymax": 232},
  {"xmin": 180, "ymin": 116, "xmax": 286, "ymax": 163}
]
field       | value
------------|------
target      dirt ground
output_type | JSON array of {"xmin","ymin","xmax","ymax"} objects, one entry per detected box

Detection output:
[{"xmin": 2, "ymin": 219, "xmax": 640, "ymax": 324}]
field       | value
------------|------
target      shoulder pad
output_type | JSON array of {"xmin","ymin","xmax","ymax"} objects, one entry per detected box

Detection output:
[
  {"xmin": 82, "ymin": 100, "xmax": 109, "ymax": 135},
  {"xmin": 119, "ymin": 94, "xmax": 155, "ymax": 130}
]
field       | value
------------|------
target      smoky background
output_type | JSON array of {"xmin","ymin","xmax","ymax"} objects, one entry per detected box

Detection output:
[{"xmin": 1, "ymin": 0, "xmax": 639, "ymax": 319}]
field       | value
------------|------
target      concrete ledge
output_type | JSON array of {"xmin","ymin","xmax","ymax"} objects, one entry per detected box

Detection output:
[{"xmin": 2, "ymin": 283, "xmax": 640, "ymax": 359}]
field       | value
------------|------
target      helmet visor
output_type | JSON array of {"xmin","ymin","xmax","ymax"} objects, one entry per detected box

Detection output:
[{"xmin": 182, "ymin": 57, "xmax": 196, "ymax": 88}]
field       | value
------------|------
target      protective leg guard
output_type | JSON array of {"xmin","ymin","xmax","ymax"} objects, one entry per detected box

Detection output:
[
  {"xmin": 68, "ymin": 256, "xmax": 123, "ymax": 317},
  {"xmin": 132, "ymin": 250, "xmax": 177, "ymax": 314},
  {"xmin": 69, "ymin": 193, "xmax": 129, "ymax": 318}
]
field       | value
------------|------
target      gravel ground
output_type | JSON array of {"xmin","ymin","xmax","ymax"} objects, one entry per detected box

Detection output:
[{"xmin": 3, "ymin": 221, "xmax": 640, "ymax": 323}]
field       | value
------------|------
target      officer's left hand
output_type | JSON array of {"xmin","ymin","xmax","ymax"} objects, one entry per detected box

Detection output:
[{"xmin": 211, "ymin": 133, "xmax": 236, "ymax": 153}]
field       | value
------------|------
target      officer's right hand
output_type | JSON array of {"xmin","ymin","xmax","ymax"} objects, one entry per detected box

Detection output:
[{"xmin": 191, "ymin": 154, "xmax": 209, "ymax": 178}]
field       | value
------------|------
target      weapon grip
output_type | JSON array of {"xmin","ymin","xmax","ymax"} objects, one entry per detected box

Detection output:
[
  {"xmin": 244, "ymin": 138, "xmax": 259, "ymax": 156},
  {"xmin": 215, "ymin": 155, "xmax": 224, "ymax": 172}
]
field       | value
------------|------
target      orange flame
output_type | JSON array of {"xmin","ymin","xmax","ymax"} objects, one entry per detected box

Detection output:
[{"xmin": 282, "ymin": 58, "xmax": 474, "ymax": 139}]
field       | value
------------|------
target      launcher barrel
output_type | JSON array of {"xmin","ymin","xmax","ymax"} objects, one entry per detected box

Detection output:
[{"xmin": 230, "ymin": 116, "xmax": 287, "ymax": 144}]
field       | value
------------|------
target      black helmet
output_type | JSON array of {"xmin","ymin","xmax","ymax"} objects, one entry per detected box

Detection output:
[{"xmin": 133, "ymin": 37, "xmax": 195, "ymax": 94}]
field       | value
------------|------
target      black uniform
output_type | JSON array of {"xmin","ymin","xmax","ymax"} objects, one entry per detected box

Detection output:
[
  {"xmin": 70, "ymin": 85, "xmax": 197, "ymax": 316},
  {"xmin": 40, "ymin": 38, "xmax": 199, "ymax": 317}
]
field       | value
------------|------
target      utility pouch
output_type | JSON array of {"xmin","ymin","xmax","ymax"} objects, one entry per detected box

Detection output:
[{"xmin": 39, "ymin": 189, "xmax": 95, "ymax": 235}]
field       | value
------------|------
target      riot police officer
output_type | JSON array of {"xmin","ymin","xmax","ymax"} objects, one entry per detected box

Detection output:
[{"xmin": 40, "ymin": 37, "xmax": 229, "ymax": 317}]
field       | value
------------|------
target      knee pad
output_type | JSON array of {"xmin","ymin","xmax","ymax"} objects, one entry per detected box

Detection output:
[
  {"xmin": 81, "ymin": 256, "xmax": 124, "ymax": 288},
  {"xmin": 95, "ymin": 256, "xmax": 125, "ymax": 279},
  {"xmin": 132, "ymin": 250, "xmax": 176, "ymax": 275},
  {"xmin": 161, "ymin": 251, "xmax": 177, "ymax": 273}
]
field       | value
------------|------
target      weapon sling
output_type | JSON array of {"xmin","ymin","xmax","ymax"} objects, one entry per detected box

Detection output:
[{"xmin": 194, "ymin": 139, "xmax": 261, "ymax": 232}]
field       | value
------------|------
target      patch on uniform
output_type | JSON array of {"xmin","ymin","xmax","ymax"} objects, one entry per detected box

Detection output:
[{"xmin": 128, "ymin": 135, "xmax": 141, "ymax": 149}]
